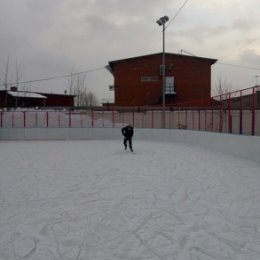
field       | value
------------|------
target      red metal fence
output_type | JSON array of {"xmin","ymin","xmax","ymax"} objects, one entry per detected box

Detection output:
[{"xmin": 1, "ymin": 86, "xmax": 260, "ymax": 136}]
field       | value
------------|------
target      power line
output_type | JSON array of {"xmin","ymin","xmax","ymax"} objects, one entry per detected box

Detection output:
[
  {"xmin": 216, "ymin": 62, "xmax": 260, "ymax": 71},
  {"xmin": 165, "ymin": 0, "xmax": 259, "ymax": 73},
  {"xmin": 179, "ymin": 49, "xmax": 260, "ymax": 71},
  {"xmin": 0, "ymin": 66, "xmax": 105, "ymax": 88},
  {"xmin": 219, "ymin": 37, "xmax": 259, "ymax": 61},
  {"xmin": 165, "ymin": 0, "xmax": 190, "ymax": 30}
]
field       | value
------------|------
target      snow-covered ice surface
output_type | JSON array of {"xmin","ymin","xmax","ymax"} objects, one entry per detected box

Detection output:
[{"xmin": 1, "ymin": 140, "xmax": 260, "ymax": 260}]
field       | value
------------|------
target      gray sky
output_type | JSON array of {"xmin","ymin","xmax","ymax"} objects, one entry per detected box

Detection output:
[{"xmin": 0, "ymin": 0, "xmax": 260, "ymax": 103}]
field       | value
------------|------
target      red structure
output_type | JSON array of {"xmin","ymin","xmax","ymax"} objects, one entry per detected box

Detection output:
[
  {"xmin": 0, "ymin": 89, "xmax": 74, "ymax": 108},
  {"xmin": 108, "ymin": 53, "xmax": 217, "ymax": 106}
]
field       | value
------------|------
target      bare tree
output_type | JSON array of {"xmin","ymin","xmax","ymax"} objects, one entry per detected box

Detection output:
[
  {"xmin": 1, "ymin": 56, "xmax": 23, "ymax": 91},
  {"xmin": 73, "ymin": 74, "xmax": 87, "ymax": 107},
  {"xmin": 1, "ymin": 56, "xmax": 26, "ymax": 107},
  {"xmin": 67, "ymin": 71, "xmax": 98, "ymax": 107},
  {"xmin": 80, "ymin": 91, "xmax": 98, "ymax": 107},
  {"xmin": 213, "ymin": 77, "xmax": 232, "ymax": 98},
  {"xmin": 2, "ymin": 56, "xmax": 10, "ymax": 107},
  {"xmin": 86, "ymin": 91, "xmax": 98, "ymax": 106},
  {"xmin": 14, "ymin": 58, "xmax": 22, "ymax": 90},
  {"xmin": 4, "ymin": 56, "xmax": 10, "ymax": 91},
  {"xmin": 213, "ymin": 77, "xmax": 233, "ymax": 133},
  {"xmin": 67, "ymin": 70, "xmax": 76, "ymax": 95}
]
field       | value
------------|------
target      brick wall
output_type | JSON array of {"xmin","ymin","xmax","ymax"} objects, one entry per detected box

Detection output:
[{"xmin": 109, "ymin": 53, "xmax": 216, "ymax": 106}]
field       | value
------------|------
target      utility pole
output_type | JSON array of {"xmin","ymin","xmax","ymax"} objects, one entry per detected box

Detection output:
[{"xmin": 156, "ymin": 15, "xmax": 169, "ymax": 128}]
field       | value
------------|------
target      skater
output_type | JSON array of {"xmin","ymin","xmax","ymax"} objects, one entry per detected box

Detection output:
[{"xmin": 121, "ymin": 124, "xmax": 134, "ymax": 152}]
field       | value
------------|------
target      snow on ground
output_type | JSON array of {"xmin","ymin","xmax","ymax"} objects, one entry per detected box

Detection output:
[{"xmin": 1, "ymin": 140, "xmax": 260, "ymax": 260}]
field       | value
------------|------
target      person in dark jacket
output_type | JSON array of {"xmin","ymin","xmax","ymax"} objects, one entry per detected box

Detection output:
[{"xmin": 121, "ymin": 125, "xmax": 134, "ymax": 152}]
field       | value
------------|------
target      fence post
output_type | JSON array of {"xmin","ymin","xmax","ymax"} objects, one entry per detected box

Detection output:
[
  {"xmin": 192, "ymin": 110, "xmax": 194, "ymax": 130},
  {"xmin": 219, "ymin": 94, "xmax": 222, "ymax": 132},
  {"xmin": 204, "ymin": 108, "xmax": 207, "ymax": 131},
  {"xmin": 112, "ymin": 108, "xmax": 115, "ymax": 128},
  {"xmin": 239, "ymin": 90, "xmax": 243, "ymax": 135},
  {"xmin": 198, "ymin": 109, "xmax": 201, "ymax": 131},
  {"xmin": 80, "ymin": 111, "xmax": 82, "ymax": 128},
  {"xmin": 0, "ymin": 111, "xmax": 2, "ymax": 128},
  {"xmin": 228, "ymin": 93, "xmax": 232, "ymax": 133},
  {"xmin": 132, "ymin": 107, "xmax": 135, "ymax": 127},
  {"xmin": 211, "ymin": 108, "xmax": 214, "ymax": 132},
  {"xmin": 58, "ymin": 111, "xmax": 60, "ymax": 128},
  {"xmin": 152, "ymin": 109, "xmax": 154, "ymax": 129},
  {"xmin": 122, "ymin": 109, "xmax": 124, "ymax": 126},
  {"xmin": 12, "ymin": 112, "xmax": 14, "ymax": 128},
  {"xmin": 24, "ymin": 112, "xmax": 26, "ymax": 128},
  {"xmin": 91, "ymin": 110, "xmax": 94, "ymax": 128},
  {"xmin": 35, "ymin": 111, "xmax": 37, "ymax": 128},
  {"xmin": 185, "ymin": 109, "xmax": 188, "ymax": 129},
  {"xmin": 46, "ymin": 111, "xmax": 49, "ymax": 128},
  {"xmin": 142, "ymin": 110, "xmax": 144, "ymax": 128},
  {"xmin": 169, "ymin": 109, "xmax": 172, "ymax": 129},
  {"xmin": 102, "ymin": 111, "xmax": 104, "ymax": 128},
  {"xmin": 69, "ymin": 111, "xmax": 72, "ymax": 128},
  {"xmin": 177, "ymin": 108, "xmax": 180, "ymax": 127},
  {"xmin": 252, "ymin": 87, "xmax": 255, "ymax": 136}
]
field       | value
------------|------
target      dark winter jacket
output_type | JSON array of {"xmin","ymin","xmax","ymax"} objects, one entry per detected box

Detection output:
[{"xmin": 121, "ymin": 125, "xmax": 134, "ymax": 139}]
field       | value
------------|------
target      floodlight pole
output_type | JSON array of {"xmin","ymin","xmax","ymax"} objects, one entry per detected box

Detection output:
[{"xmin": 157, "ymin": 16, "xmax": 169, "ymax": 129}]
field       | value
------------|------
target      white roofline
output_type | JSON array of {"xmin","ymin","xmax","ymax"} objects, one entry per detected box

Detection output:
[{"xmin": 8, "ymin": 91, "xmax": 47, "ymax": 99}]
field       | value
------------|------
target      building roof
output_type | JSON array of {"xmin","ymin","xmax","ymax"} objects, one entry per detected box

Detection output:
[
  {"xmin": 108, "ymin": 52, "xmax": 217, "ymax": 68},
  {"xmin": 8, "ymin": 91, "xmax": 47, "ymax": 99}
]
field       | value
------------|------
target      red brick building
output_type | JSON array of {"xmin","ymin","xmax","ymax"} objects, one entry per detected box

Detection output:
[
  {"xmin": 0, "ymin": 88, "xmax": 74, "ymax": 108},
  {"xmin": 108, "ymin": 53, "xmax": 217, "ymax": 107}
]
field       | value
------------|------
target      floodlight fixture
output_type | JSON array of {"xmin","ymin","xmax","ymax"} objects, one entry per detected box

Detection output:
[{"xmin": 156, "ymin": 16, "xmax": 169, "ymax": 26}]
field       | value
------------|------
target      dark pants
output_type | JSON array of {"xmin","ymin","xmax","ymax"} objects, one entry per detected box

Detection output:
[{"xmin": 123, "ymin": 137, "xmax": 133, "ymax": 151}]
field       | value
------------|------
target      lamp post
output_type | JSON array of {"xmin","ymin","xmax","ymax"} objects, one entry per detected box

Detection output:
[{"xmin": 156, "ymin": 15, "xmax": 169, "ymax": 128}]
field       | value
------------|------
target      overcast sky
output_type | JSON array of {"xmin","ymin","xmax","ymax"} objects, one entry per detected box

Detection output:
[{"xmin": 0, "ymin": 0, "xmax": 260, "ymax": 103}]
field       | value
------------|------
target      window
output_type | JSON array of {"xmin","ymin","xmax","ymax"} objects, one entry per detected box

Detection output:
[{"xmin": 165, "ymin": 77, "xmax": 176, "ymax": 94}]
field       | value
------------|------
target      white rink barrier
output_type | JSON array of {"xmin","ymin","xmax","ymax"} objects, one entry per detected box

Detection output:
[{"xmin": 0, "ymin": 128, "xmax": 259, "ymax": 163}]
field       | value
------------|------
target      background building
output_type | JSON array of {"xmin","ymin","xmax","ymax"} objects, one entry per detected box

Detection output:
[
  {"xmin": 220, "ymin": 88, "xmax": 260, "ymax": 109},
  {"xmin": 0, "ymin": 87, "xmax": 74, "ymax": 108},
  {"xmin": 108, "ymin": 53, "xmax": 217, "ymax": 107}
]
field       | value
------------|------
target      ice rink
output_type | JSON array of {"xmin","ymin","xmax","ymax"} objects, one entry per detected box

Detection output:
[{"xmin": 1, "ymin": 140, "xmax": 260, "ymax": 260}]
